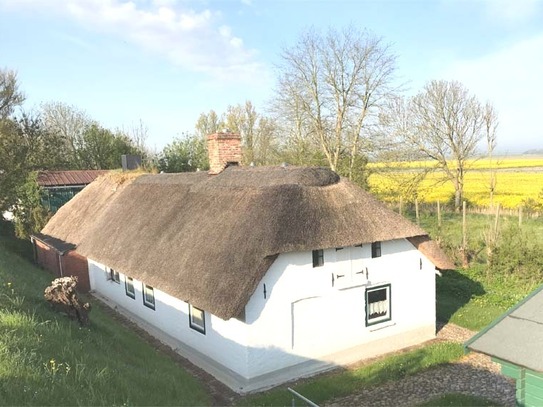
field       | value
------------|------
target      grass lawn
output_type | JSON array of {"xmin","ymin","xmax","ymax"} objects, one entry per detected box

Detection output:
[
  {"xmin": 419, "ymin": 212, "xmax": 543, "ymax": 330},
  {"xmin": 237, "ymin": 342, "xmax": 464, "ymax": 406},
  {"xmin": 419, "ymin": 393, "xmax": 501, "ymax": 406},
  {"xmin": 0, "ymin": 221, "xmax": 210, "ymax": 406}
]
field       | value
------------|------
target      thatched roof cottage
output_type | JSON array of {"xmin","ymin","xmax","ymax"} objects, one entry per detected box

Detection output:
[{"xmin": 33, "ymin": 132, "xmax": 453, "ymax": 393}]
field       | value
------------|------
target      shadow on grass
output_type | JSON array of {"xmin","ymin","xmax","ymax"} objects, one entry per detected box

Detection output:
[
  {"xmin": 436, "ymin": 269, "xmax": 485, "ymax": 330},
  {"xmin": 0, "ymin": 220, "xmax": 33, "ymax": 261}
]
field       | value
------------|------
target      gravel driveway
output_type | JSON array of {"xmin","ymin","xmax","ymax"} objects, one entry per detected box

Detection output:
[{"xmin": 325, "ymin": 324, "xmax": 516, "ymax": 407}]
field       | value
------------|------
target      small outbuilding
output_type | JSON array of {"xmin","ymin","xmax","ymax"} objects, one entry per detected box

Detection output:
[
  {"xmin": 465, "ymin": 285, "xmax": 543, "ymax": 407},
  {"xmin": 38, "ymin": 170, "xmax": 108, "ymax": 213}
]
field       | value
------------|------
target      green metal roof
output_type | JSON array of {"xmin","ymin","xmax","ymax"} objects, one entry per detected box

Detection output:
[{"xmin": 465, "ymin": 284, "xmax": 543, "ymax": 372}]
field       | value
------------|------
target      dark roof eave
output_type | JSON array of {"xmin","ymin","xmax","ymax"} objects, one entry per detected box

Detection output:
[{"xmin": 32, "ymin": 233, "xmax": 76, "ymax": 255}]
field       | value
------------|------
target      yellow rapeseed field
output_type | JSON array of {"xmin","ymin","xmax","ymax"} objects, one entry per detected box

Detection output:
[{"xmin": 368, "ymin": 156, "xmax": 543, "ymax": 208}]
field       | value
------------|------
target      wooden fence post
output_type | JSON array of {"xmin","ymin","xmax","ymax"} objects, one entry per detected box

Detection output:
[
  {"xmin": 415, "ymin": 198, "xmax": 420, "ymax": 225},
  {"xmin": 437, "ymin": 201, "xmax": 441, "ymax": 228},
  {"xmin": 462, "ymin": 200, "xmax": 468, "ymax": 268},
  {"xmin": 399, "ymin": 197, "xmax": 403, "ymax": 216},
  {"xmin": 519, "ymin": 205, "xmax": 523, "ymax": 227}
]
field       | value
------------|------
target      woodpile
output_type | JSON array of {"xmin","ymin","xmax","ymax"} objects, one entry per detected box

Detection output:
[{"xmin": 44, "ymin": 276, "xmax": 91, "ymax": 325}]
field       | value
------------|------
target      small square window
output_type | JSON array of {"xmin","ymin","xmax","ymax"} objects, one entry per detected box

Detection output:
[
  {"xmin": 366, "ymin": 284, "xmax": 391, "ymax": 326},
  {"xmin": 107, "ymin": 267, "xmax": 120, "ymax": 283},
  {"xmin": 371, "ymin": 241, "xmax": 382, "ymax": 258},
  {"xmin": 312, "ymin": 249, "xmax": 324, "ymax": 267},
  {"xmin": 189, "ymin": 304, "xmax": 206, "ymax": 334},
  {"xmin": 125, "ymin": 277, "xmax": 135, "ymax": 299},
  {"xmin": 143, "ymin": 284, "xmax": 155, "ymax": 310}
]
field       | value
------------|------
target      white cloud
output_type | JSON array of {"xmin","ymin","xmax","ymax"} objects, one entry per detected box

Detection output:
[
  {"xmin": 1, "ymin": 0, "xmax": 266, "ymax": 83},
  {"xmin": 442, "ymin": 33, "xmax": 543, "ymax": 151},
  {"xmin": 484, "ymin": 0, "xmax": 540, "ymax": 25}
]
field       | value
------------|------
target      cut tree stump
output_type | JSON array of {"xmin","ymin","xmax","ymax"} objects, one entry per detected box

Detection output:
[{"xmin": 44, "ymin": 276, "xmax": 91, "ymax": 325}]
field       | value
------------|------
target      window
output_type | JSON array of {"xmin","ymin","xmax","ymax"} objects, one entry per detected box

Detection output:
[
  {"xmin": 107, "ymin": 267, "xmax": 120, "ymax": 283},
  {"xmin": 312, "ymin": 249, "xmax": 324, "ymax": 267},
  {"xmin": 143, "ymin": 284, "xmax": 155, "ymax": 310},
  {"xmin": 366, "ymin": 284, "xmax": 391, "ymax": 326},
  {"xmin": 371, "ymin": 241, "xmax": 382, "ymax": 258},
  {"xmin": 125, "ymin": 277, "xmax": 135, "ymax": 299},
  {"xmin": 189, "ymin": 304, "xmax": 206, "ymax": 334}
]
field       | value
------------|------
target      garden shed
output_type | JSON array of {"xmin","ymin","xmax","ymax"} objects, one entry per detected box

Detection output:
[{"xmin": 466, "ymin": 285, "xmax": 543, "ymax": 407}]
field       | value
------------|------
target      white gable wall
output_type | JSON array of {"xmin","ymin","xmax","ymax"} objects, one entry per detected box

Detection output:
[{"xmin": 244, "ymin": 238, "xmax": 436, "ymax": 378}]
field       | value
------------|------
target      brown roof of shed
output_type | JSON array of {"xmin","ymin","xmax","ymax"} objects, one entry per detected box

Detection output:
[
  {"xmin": 37, "ymin": 170, "xmax": 109, "ymax": 187},
  {"xmin": 39, "ymin": 166, "xmax": 452, "ymax": 320}
]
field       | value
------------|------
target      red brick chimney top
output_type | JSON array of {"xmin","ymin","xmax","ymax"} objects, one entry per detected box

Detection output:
[{"xmin": 207, "ymin": 132, "xmax": 242, "ymax": 175}]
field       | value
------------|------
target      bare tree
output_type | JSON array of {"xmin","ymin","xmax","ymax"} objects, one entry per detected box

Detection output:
[
  {"xmin": 224, "ymin": 101, "xmax": 278, "ymax": 165},
  {"xmin": 484, "ymin": 102, "xmax": 499, "ymax": 207},
  {"xmin": 273, "ymin": 26, "xmax": 397, "ymax": 178},
  {"xmin": 394, "ymin": 80, "xmax": 493, "ymax": 211},
  {"xmin": 0, "ymin": 68, "xmax": 25, "ymax": 118},
  {"xmin": 195, "ymin": 110, "xmax": 222, "ymax": 139},
  {"xmin": 40, "ymin": 101, "xmax": 92, "ymax": 167}
]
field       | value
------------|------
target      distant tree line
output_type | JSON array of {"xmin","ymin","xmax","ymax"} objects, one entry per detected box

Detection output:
[{"xmin": 0, "ymin": 68, "xmax": 149, "ymax": 238}]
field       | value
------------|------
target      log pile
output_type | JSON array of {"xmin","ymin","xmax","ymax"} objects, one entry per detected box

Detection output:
[{"xmin": 44, "ymin": 276, "xmax": 91, "ymax": 325}]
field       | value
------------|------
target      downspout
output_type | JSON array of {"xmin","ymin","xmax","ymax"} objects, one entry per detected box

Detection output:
[{"xmin": 58, "ymin": 253, "xmax": 64, "ymax": 277}]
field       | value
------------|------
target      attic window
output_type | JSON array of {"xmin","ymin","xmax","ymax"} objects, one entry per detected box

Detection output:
[
  {"xmin": 125, "ymin": 277, "xmax": 135, "ymax": 299},
  {"xmin": 143, "ymin": 284, "xmax": 155, "ymax": 310},
  {"xmin": 107, "ymin": 267, "xmax": 120, "ymax": 283},
  {"xmin": 312, "ymin": 250, "xmax": 324, "ymax": 268},
  {"xmin": 189, "ymin": 304, "xmax": 206, "ymax": 334},
  {"xmin": 371, "ymin": 242, "xmax": 382, "ymax": 258}
]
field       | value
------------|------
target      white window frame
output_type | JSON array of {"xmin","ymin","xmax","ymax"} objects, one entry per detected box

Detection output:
[
  {"xmin": 142, "ymin": 284, "xmax": 155, "ymax": 310},
  {"xmin": 189, "ymin": 304, "xmax": 206, "ymax": 334},
  {"xmin": 125, "ymin": 276, "xmax": 135, "ymax": 299},
  {"xmin": 365, "ymin": 284, "xmax": 391, "ymax": 326}
]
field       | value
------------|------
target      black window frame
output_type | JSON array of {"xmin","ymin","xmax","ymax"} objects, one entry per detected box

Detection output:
[
  {"xmin": 107, "ymin": 267, "xmax": 120, "ymax": 283},
  {"xmin": 189, "ymin": 304, "xmax": 206, "ymax": 334},
  {"xmin": 371, "ymin": 241, "xmax": 382, "ymax": 258},
  {"xmin": 142, "ymin": 284, "xmax": 155, "ymax": 310},
  {"xmin": 312, "ymin": 249, "xmax": 324, "ymax": 268},
  {"xmin": 125, "ymin": 276, "xmax": 135, "ymax": 299},
  {"xmin": 365, "ymin": 284, "xmax": 391, "ymax": 327}
]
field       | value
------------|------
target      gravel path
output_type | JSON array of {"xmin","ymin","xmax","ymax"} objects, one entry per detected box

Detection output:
[{"xmin": 325, "ymin": 324, "xmax": 516, "ymax": 407}]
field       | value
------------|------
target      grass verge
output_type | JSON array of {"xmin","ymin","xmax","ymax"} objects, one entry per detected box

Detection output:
[
  {"xmin": 0, "ymin": 225, "xmax": 210, "ymax": 406},
  {"xmin": 237, "ymin": 342, "xmax": 464, "ymax": 406}
]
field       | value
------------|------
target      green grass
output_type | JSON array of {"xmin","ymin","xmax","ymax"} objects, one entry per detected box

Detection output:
[
  {"xmin": 0, "ymin": 222, "xmax": 210, "ymax": 406},
  {"xmin": 406, "ymin": 211, "xmax": 543, "ymax": 331},
  {"xmin": 419, "ymin": 393, "xmax": 501, "ymax": 406},
  {"xmin": 237, "ymin": 342, "xmax": 464, "ymax": 406}
]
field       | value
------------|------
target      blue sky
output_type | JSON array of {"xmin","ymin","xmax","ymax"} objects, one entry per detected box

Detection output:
[{"xmin": 1, "ymin": 0, "xmax": 542, "ymax": 153}]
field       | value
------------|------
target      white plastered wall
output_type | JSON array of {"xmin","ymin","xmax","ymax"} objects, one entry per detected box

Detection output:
[
  {"xmin": 243, "ymin": 238, "xmax": 436, "ymax": 378},
  {"xmin": 88, "ymin": 260, "xmax": 250, "ymax": 377},
  {"xmin": 88, "ymin": 237, "xmax": 436, "ymax": 389}
]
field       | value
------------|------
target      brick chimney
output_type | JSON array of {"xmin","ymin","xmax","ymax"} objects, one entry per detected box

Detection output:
[{"xmin": 207, "ymin": 131, "xmax": 242, "ymax": 175}]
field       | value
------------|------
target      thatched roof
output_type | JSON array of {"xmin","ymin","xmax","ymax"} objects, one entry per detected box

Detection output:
[{"xmin": 40, "ymin": 166, "xmax": 452, "ymax": 320}]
